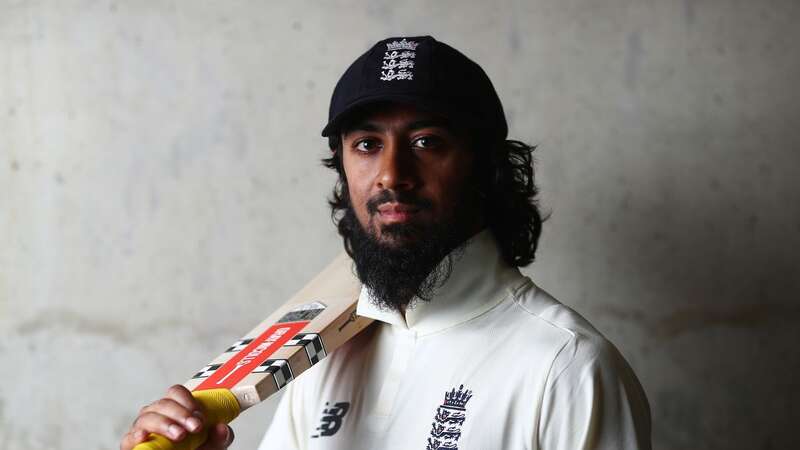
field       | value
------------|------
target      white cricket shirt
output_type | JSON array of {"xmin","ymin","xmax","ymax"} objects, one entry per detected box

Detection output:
[{"xmin": 258, "ymin": 230, "xmax": 651, "ymax": 450}]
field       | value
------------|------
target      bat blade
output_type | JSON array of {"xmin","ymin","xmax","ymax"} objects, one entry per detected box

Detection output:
[
  {"xmin": 133, "ymin": 253, "xmax": 370, "ymax": 450},
  {"xmin": 185, "ymin": 252, "xmax": 370, "ymax": 409}
]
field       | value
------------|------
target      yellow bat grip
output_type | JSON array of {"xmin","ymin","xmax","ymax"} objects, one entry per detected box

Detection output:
[{"xmin": 132, "ymin": 389, "xmax": 241, "ymax": 450}]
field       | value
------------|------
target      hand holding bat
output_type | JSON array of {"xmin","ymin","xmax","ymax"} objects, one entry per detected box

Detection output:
[
  {"xmin": 120, "ymin": 253, "xmax": 370, "ymax": 450},
  {"xmin": 120, "ymin": 385, "xmax": 233, "ymax": 450}
]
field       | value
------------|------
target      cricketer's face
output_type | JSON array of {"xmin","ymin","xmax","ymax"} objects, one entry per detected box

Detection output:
[{"xmin": 340, "ymin": 103, "xmax": 484, "ymax": 247}]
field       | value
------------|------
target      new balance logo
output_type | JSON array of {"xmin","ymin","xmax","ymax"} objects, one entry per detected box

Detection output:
[{"xmin": 310, "ymin": 401, "xmax": 350, "ymax": 438}]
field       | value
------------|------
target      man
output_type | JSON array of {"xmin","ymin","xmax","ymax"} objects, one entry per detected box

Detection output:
[{"xmin": 121, "ymin": 36, "xmax": 651, "ymax": 450}]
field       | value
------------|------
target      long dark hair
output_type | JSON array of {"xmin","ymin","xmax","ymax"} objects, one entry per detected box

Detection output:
[{"xmin": 322, "ymin": 136, "xmax": 545, "ymax": 268}]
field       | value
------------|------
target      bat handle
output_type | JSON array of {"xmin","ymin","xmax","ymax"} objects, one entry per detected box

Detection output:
[{"xmin": 132, "ymin": 389, "xmax": 241, "ymax": 450}]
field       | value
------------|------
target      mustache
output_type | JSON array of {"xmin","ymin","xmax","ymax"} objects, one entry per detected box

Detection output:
[{"xmin": 366, "ymin": 190, "xmax": 433, "ymax": 215}]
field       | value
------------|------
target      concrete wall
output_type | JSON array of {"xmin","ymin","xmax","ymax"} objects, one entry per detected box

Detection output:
[{"xmin": 2, "ymin": 1, "xmax": 799, "ymax": 449}]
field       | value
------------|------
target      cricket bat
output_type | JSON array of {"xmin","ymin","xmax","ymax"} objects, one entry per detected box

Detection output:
[{"xmin": 134, "ymin": 252, "xmax": 370, "ymax": 450}]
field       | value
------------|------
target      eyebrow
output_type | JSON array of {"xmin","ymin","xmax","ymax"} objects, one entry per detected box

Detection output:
[{"xmin": 343, "ymin": 117, "xmax": 454, "ymax": 137}]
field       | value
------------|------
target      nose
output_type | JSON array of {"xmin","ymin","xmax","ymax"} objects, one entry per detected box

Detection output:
[{"xmin": 376, "ymin": 139, "xmax": 417, "ymax": 191}]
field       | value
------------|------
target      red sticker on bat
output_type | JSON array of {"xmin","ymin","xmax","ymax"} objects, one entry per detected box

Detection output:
[{"xmin": 195, "ymin": 321, "xmax": 308, "ymax": 391}]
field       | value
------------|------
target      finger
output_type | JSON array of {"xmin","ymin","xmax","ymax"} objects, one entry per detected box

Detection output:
[
  {"xmin": 165, "ymin": 385, "xmax": 202, "ymax": 417},
  {"xmin": 139, "ymin": 398, "xmax": 203, "ymax": 434},
  {"xmin": 198, "ymin": 424, "xmax": 234, "ymax": 450},
  {"xmin": 223, "ymin": 424, "xmax": 234, "ymax": 447},
  {"xmin": 132, "ymin": 411, "xmax": 191, "ymax": 443},
  {"xmin": 120, "ymin": 429, "xmax": 149, "ymax": 450}
]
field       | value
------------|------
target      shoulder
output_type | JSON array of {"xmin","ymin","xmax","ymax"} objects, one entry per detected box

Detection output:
[
  {"xmin": 510, "ymin": 282, "xmax": 653, "ymax": 448},
  {"xmin": 506, "ymin": 279, "xmax": 638, "ymax": 387}
]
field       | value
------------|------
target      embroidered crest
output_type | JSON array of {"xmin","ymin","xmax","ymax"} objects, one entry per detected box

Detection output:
[
  {"xmin": 386, "ymin": 38, "xmax": 419, "ymax": 51},
  {"xmin": 380, "ymin": 39, "xmax": 418, "ymax": 81},
  {"xmin": 425, "ymin": 384, "xmax": 473, "ymax": 450}
]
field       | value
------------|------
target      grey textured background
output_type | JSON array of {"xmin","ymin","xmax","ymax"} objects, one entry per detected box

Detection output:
[{"xmin": 2, "ymin": 1, "xmax": 799, "ymax": 449}]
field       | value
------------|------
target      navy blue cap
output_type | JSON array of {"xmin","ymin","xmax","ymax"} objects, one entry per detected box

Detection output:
[{"xmin": 321, "ymin": 36, "xmax": 508, "ymax": 143}]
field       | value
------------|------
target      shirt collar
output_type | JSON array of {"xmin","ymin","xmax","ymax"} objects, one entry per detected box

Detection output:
[{"xmin": 356, "ymin": 229, "xmax": 526, "ymax": 335}]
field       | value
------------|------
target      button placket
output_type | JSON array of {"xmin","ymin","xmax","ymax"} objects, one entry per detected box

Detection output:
[{"xmin": 366, "ymin": 328, "xmax": 416, "ymax": 433}]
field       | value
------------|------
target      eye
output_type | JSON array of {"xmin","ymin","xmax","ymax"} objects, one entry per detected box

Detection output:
[
  {"xmin": 411, "ymin": 135, "xmax": 442, "ymax": 150},
  {"xmin": 354, "ymin": 138, "xmax": 381, "ymax": 153}
]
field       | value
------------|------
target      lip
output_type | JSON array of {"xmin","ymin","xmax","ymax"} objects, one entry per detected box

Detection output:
[{"xmin": 376, "ymin": 203, "xmax": 421, "ymax": 224}]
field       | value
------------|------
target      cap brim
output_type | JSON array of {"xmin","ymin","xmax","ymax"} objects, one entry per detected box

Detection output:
[{"xmin": 320, "ymin": 94, "xmax": 456, "ymax": 137}]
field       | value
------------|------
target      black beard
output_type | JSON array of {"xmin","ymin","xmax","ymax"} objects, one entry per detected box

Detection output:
[{"xmin": 342, "ymin": 200, "xmax": 468, "ymax": 312}]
